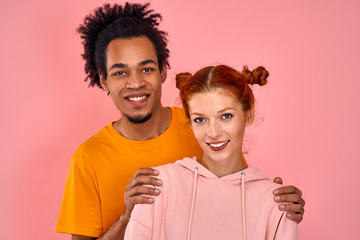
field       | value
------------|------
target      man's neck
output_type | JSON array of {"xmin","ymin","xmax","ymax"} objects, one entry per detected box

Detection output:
[{"xmin": 114, "ymin": 106, "xmax": 172, "ymax": 141}]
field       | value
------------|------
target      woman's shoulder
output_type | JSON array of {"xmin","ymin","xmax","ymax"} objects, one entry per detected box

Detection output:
[
  {"xmin": 244, "ymin": 166, "xmax": 281, "ymax": 199},
  {"xmin": 153, "ymin": 157, "xmax": 197, "ymax": 187},
  {"xmin": 154, "ymin": 162, "xmax": 188, "ymax": 179}
]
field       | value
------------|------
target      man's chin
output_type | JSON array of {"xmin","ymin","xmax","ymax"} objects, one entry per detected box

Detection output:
[{"xmin": 125, "ymin": 113, "xmax": 152, "ymax": 124}]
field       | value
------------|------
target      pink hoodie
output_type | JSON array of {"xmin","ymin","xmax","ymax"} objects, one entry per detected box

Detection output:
[{"xmin": 125, "ymin": 157, "xmax": 297, "ymax": 240}]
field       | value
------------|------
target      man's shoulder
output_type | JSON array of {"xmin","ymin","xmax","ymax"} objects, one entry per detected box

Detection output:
[
  {"xmin": 170, "ymin": 106, "xmax": 186, "ymax": 120},
  {"xmin": 170, "ymin": 107, "xmax": 191, "ymax": 131},
  {"xmin": 71, "ymin": 123, "xmax": 116, "ymax": 161},
  {"xmin": 80, "ymin": 123, "xmax": 115, "ymax": 146}
]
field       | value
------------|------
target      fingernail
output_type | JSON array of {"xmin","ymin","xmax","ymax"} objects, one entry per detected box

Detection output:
[
  {"xmin": 148, "ymin": 198, "xmax": 154, "ymax": 202},
  {"xmin": 154, "ymin": 189, "xmax": 160, "ymax": 194},
  {"xmin": 280, "ymin": 204, "xmax": 285, "ymax": 210},
  {"xmin": 156, "ymin": 179, "xmax": 163, "ymax": 185},
  {"xmin": 153, "ymin": 170, "xmax": 159, "ymax": 175},
  {"xmin": 274, "ymin": 190, "xmax": 279, "ymax": 195},
  {"xmin": 275, "ymin": 196, "xmax": 280, "ymax": 201}
]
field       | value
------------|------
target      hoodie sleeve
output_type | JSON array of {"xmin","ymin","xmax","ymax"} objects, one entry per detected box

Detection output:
[
  {"xmin": 124, "ymin": 175, "xmax": 167, "ymax": 240},
  {"xmin": 124, "ymin": 217, "xmax": 152, "ymax": 240},
  {"xmin": 124, "ymin": 195, "xmax": 155, "ymax": 240},
  {"xmin": 273, "ymin": 212, "xmax": 298, "ymax": 240}
]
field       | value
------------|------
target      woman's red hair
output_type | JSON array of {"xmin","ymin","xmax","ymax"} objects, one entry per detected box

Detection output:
[{"xmin": 176, "ymin": 65, "xmax": 269, "ymax": 119}]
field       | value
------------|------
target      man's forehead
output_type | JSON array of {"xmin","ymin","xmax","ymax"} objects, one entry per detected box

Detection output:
[{"xmin": 105, "ymin": 37, "xmax": 158, "ymax": 67}]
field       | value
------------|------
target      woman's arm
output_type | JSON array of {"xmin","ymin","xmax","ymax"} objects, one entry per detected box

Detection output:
[
  {"xmin": 124, "ymin": 218, "xmax": 153, "ymax": 240},
  {"xmin": 273, "ymin": 212, "xmax": 298, "ymax": 240}
]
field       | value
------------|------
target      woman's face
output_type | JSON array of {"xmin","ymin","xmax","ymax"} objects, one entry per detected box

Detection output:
[{"xmin": 187, "ymin": 90, "xmax": 250, "ymax": 165}]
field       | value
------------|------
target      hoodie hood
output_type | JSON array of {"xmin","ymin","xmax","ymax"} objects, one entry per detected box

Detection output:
[
  {"xmin": 175, "ymin": 157, "xmax": 269, "ymax": 184},
  {"xmin": 126, "ymin": 156, "xmax": 297, "ymax": 240},
  {"xmin": 174, "ymin": 157, "xmax": 270, "ymax": 240}
]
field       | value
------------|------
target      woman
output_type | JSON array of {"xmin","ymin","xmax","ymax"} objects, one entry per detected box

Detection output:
[{"xmin": 124, "ymin": 65, "xmax": 298, "ymax": 240}]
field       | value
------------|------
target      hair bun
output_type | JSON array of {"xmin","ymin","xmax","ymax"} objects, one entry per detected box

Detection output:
[
  {"xmin": 243, "ymin": 66, "xmax": 269, "ymax": 86},
  {"xmin": 176, "ymin": 72, "xmax": 192, "ymax": 90}
]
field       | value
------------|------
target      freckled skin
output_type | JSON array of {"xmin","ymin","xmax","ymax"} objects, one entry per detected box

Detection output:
[{"xmin": 188, "ymin": 90, "xmax": 249, "ymax": 177}]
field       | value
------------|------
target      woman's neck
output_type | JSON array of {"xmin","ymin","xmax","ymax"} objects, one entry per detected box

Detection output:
[{"xmin": 198, "ymin": 154, "xmax": 247, "ymax": 178}]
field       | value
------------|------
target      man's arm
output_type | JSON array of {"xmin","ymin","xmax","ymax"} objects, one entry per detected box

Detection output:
[
  {"xmin": 72, "ymin": 214, "xmax": 129, "ymax": 240},
  {"xmin": 72, "ymin": 168, "xmax": 162, "ymax": 240},
  {"xmin": 72, "ymin": 235, "xmax": 96, "ymax": 240},
  {"xmin": 273, "ymin": 177, "xmax": 305, "ymax": 224}
]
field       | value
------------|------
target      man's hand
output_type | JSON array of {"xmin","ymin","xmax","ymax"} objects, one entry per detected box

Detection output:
[
  {"xmin": 273, "ymin": 177, "xmax": 305, "ymax": 224},
  {"xmin": 71, "ymin": 168, "xmax": 163, "ymax": 240},
  {"xmin": 123, "ymin": 168, "xmax": 162, "ymax": 219}
]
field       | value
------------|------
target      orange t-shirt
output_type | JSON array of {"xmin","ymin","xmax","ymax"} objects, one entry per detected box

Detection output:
[{"xmin": 56, "ymin": 107, "xmax": 203, "ymax": 237}]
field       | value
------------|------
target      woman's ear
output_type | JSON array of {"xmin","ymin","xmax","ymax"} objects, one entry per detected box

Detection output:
[
  {"xmin": 99, "ymin": 70, "xmax": 109, "ymax": 91},
  {"xmin": 246, "ymin": 109, "xmax": 255, "ymax": 126}
]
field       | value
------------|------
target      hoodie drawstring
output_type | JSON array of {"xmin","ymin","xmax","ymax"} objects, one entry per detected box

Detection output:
[
  {"xmin": 187, "ymin": 166, "xmax": 199, "ymax": 240},
  {"xmin": 240, "ymin": 172, "xmax": 247, "ymax": 240}
]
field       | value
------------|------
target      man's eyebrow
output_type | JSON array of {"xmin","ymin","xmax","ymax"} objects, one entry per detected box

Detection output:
[
  {"xmin": 139, "ymin": 59, "xmax": 157, "ymax": 66},
  {"xmin": 108, "ymin": 60, "xmax": 157, "ymax": 71},
  {"xmin": 109, "ymin": 63, "xmax": 126, "ymax": 71}
]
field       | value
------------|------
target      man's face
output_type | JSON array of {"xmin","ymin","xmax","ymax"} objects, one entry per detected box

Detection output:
[{"xmin": 100, "ymin": 36, "xmax": 166, "ymax": 124}]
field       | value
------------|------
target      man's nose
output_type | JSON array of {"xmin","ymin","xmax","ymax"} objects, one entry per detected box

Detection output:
[{"xmin": 126, "ymin": 73, "xmax": 146, "ymax": 89}]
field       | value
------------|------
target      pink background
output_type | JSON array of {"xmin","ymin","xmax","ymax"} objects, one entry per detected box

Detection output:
[{"xmin": 1, "ymin": 0, "xmax": 359, "ymax": 239}]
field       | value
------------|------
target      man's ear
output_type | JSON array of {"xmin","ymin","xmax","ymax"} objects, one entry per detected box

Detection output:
[
  {"xmin": 160, "ymin": 66, "xmax": 167, "ymax": 84},
  {"xmin": 98, "ymin": 70, "xmax": 109, "ymax": 91}
]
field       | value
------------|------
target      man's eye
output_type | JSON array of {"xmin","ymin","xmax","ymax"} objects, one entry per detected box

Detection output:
[
  {"xmin": 193, "ymin": 117, "xmax": 205, "ymax": 123},
  {"xmin": 143, "ymin": 67, "xmax": 154, "ymax": 73},
  {"xmin": 114, "ymin": 71, "xmax": 126, "ymax": 76},
  {"xmin": 221, "ymin": 113, "xmax": 233, "ymax": 119}
]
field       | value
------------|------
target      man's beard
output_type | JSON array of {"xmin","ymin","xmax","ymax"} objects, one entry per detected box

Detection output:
[{"xmin": 125, "ymin": 113, "xmax": 152, "ymax": 124}]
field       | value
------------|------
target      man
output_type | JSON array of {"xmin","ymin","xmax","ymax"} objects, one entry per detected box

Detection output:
[{"xmin": 57, "ymin": 3, "xmax": 305, "ymax": 240}]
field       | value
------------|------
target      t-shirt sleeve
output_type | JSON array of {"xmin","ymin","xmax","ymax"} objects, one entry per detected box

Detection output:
[
  {"xmin": 56, "ymin": 149, "xmax": 103, "ymax": 237},
  {"xmin": 274, "ymin": 212, "xmax": 298, "ymax": 240}
]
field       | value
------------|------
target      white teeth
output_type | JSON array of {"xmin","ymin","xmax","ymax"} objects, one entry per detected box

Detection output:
[
  {"xmin": 128, "ymin": 96, "xmax": 147, "ymax": 101},
  {"xmin": 209, "ymin": 140, "xmax": 229, "ymax": 148}
]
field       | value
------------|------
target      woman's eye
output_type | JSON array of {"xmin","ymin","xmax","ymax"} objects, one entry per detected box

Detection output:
[
  {"xmin": 193, "ymin": 117, "xmax": 205, "ymax": 123},
  {"xmin": 221, "ymin": 113, "xmax": 233, "ymax": 119}
]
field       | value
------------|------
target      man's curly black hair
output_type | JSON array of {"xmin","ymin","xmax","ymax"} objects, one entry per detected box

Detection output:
[{"xmin": 77, "ymin": 2, "xmax": 170, "ymax": 88}]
